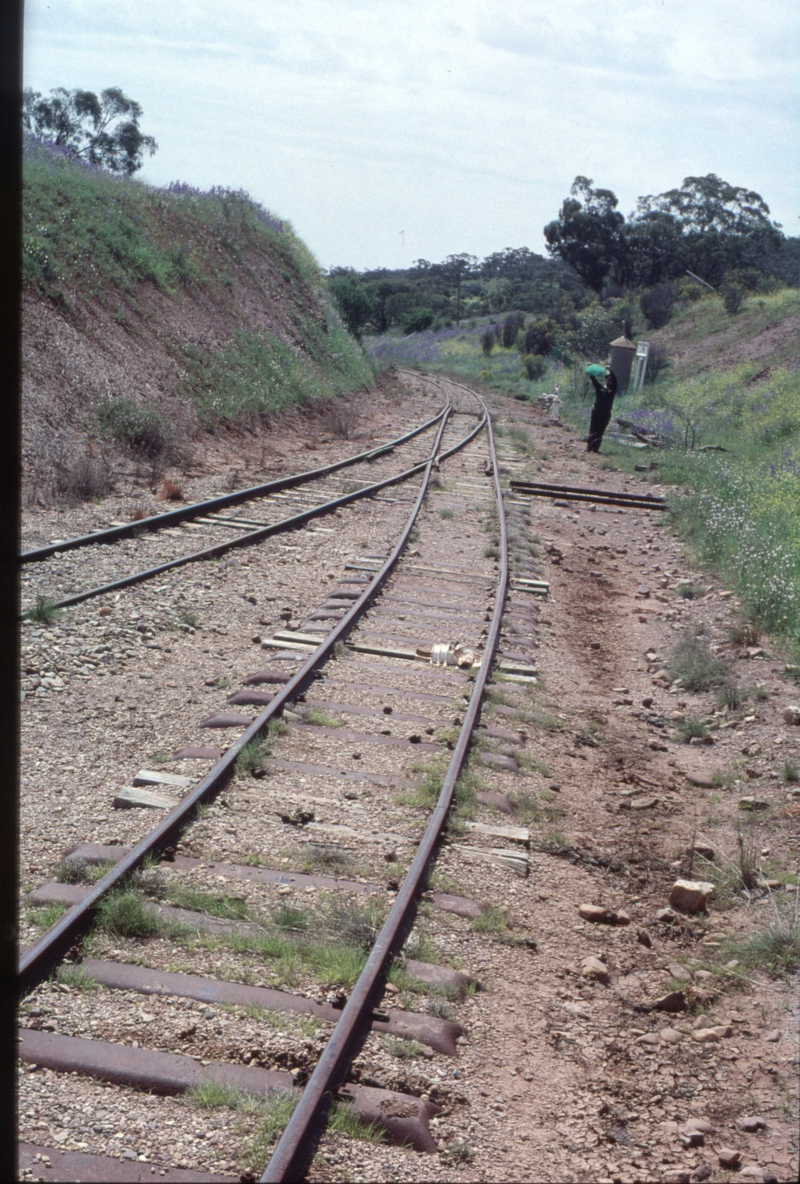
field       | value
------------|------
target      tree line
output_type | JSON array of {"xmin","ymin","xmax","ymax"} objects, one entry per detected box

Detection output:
[{"xmin": 330, "ymin": 174, "xmax": 799, "ymax": 339}]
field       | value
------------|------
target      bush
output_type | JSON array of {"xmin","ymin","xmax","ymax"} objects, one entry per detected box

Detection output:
[
  {"xmin": 480, "ymin": 328, "xmax": 495, "ymax": 357},
  {"xmin": 722, "ymin": 282, "xmax": 746, "ymax": 314},
  {"xmin": 502, "ymin": 312, "xmax": 525, "ymax": 348},
  {"xmin": 567, "ymin": 305, "xmax": 619, "ymax": 357},
  {"xmin": 401, "ymin": 307, "xmax": 434, "ymax": 335},
  {"xmin": 669, "ymin": 633, "xmax": 730, "ymax": 691},
  {"xmin": 523, "ymin": 318, "xmax": 558, "ymax": 356},
  {"xmin": 97, "ymin": 397, "xmax": 170, "ymax": 456},
  {"xmin": 640, "ymin": 284, "xmax": 676, "ymax": 329},
  {"xmin": 522, "ymin": 353, "xmax": 547, "ymax": 380},
  {"xmin": 52, "ymin": 445, "xmax": 115, "ymax": 502}
]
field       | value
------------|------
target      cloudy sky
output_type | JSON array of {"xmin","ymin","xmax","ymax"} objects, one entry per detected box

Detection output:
[{"xmin": 24, "ymin": 0, "xmax": 799, "ymax": 272}]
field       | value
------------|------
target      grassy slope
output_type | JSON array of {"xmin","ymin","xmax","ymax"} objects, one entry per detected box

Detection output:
[
  {"xmin": 21, "ymin": 139, "xmax": 375, "ymax": 499},
  {"xmin": 368, "ymin": 286, "xmax": 800, "ymax": 658},
  {"xmin": 563, "ymin": 289, "xmax": 800, "ymax": 658}
]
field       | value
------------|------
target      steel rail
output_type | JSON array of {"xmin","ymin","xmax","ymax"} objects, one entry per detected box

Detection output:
[
  {"xmin": 261, "ymin": 379, "xmax": 507, "ymax": 1183},
  {"xmin": 18, "ymin": 401, "xmax": 493, "ymax": 997},
  {"xmin": 510, "ymin": 486, "xmax": 667, "ymax": 511},
  {"xmin": 20, "ymin": 406, "xmax": 448, "ymax": 565},
  {"xmin": 19, "ymin": 415, "xmax": 479, "ymax": 616},
  {"xmin": 510, "ymin": 478, "xmax": 665, "ymax": 505}
]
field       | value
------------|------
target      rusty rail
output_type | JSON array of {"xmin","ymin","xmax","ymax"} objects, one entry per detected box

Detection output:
[
  {"xmin": 20, "ymin": 405, "xmax": 448, "ymax": 565},
  {"xmin": 261, "ymin": 379, "xmax": 507, "ymax": 1182}
]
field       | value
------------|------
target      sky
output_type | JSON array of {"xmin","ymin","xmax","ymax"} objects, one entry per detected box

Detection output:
[{"xmin": 23, "ymin": 0, "xmax": 800, "ymax": 272}]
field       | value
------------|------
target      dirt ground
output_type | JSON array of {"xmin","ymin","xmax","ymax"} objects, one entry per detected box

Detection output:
[{"xmin": 311, "ymin": 386, "xmax": 800, "ymax": 1184}]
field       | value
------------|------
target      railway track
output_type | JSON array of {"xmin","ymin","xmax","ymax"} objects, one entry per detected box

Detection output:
[
  {"xmin": 19, "ymin": 374, "xmax": 555, "ymax": 1182},
  {"xmin": 19, "ymin": 403, "xmax": 450, "ymax": 616}
]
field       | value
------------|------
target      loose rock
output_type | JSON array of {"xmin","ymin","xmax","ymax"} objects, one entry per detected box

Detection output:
[
  {"xmin": 581, "ymin": 955, "xmax": 610, "ymax": 984},
  {"xmin": 718, "ymin": 1148, "xmax": 742, "ymax": 1167},
  {"xmin": 669, "ymin": 879, "xmax": 715, "ymax": 913},
  {"xmin": 736, "ymin": 1116, "xmax": 767, "ymax": 1133}
]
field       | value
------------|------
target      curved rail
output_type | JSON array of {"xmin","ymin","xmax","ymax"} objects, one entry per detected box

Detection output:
[
  {"xmin": 261, "ymin": 378, "xmax": 507, "ymax": 1182},
  {"xmin": 19, "ymin": 397, "xmax": 491, "ymax": 995},
  {"xmin": 20, "ymin": 404, "xmax": 448, "ymax": 565}
]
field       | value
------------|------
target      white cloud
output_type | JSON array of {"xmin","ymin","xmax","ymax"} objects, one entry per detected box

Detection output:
[{"xmin": 23, "ymin": 0, "xmax": 800, "ymax": 268}]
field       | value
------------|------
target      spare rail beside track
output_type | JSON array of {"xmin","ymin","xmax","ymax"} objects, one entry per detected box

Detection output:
[{"xmin": 510, "ymin": 478, "xmax": 667, "ymax": 511}]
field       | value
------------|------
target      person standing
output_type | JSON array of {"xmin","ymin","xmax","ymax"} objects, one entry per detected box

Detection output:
[{"xmin": 586, "ymin": 364, "xmax": 618, "ymax": 452}]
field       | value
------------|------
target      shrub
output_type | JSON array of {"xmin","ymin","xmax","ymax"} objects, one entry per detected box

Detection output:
[
  {"xmin": 669, "ymin": 633, "xmax": 730, "ymax": 691},
  {"xmin": 98, "ymin": 397, "xmax": 170, "ymax": 456},
  {"xmin": 722, "ymin": 281, "xmax": 746, "ymax": 314},
  {"xmin": 53, "ymin": 447, "xmax": 115, "ymax": 503},
  {"xmin": 161, "ymin": 477, "xmax": 183, "ymax": 500},
  {"xmin": 502, "ymin": 312, "xmax": 525, "ymax": 348},
  {"xmin": 480, "ymin": 328, "xmax": 495, "ymax": 357},
  {"xmin": 523, "ymin": 318, "xmax": 558, "ymax": 356},
  {"xmin": 522, "ymin": 353, "xmax": 547, "ymax": 380},
  {"xmin": 401, "ymin": 307, "xmax": 434, "ymax": 335},
  {"xmin": 640, "ymin": 283, "xmax": 676, "ymax": 329}
]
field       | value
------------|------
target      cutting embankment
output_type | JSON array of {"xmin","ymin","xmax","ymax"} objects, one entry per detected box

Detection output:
[{"xmin": 21, "ymin": 139, "xmax": 375, "ymax": 507}]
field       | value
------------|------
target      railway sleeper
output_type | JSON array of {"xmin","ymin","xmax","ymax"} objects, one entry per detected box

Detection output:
[{"xmin": 18, "ymin": 1029, "xmax": 441, "ymax": 1151}]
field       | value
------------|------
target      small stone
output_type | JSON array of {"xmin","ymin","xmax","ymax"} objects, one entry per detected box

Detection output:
[
  {"xmin": 691, "ymin": 1165, "xmax": 712, "ymax": 1183},
  {"xmin": 669, "ymin": 879, "xmax": 715, "ymax": 913},
  {"xmin": 653, "ymin": 990, "xmax": 687, "ymax": 1012},
  {"xmin": 717, "ymin": 1147, "xmax": 742, "ymax": 1167},
  {"xmin": 581, "ymin": 955, "xmax": 610, "ymax": 983},
  {"xmin": 736, "ymin": 1116, "xmax": 766, "ymax": 1133},
  {"xmin": 637, "ymin": 929, "xmax": 653, "ymax": 948},
  {"xmin": 690, "ymin": 843, "xmax": 715, "ymax": 861},
  {"xmin": 738, "ymin": 796, "xmax": 769, "ymax": 810},
  {"xmin": 659, "ymin": 1027, "xmax": 682, "ymax": 1044},
  {"xmin": 764, "ymin": 1029, "xmax": 781, "ymax": 1042},
  {"xmin": 684, "ymin": 1120, "xmax": 713, "ymax": 1134},
  {"xmin": 636, "ymin": 1032, "xmax": 659, "ymax": 1045},
  {"xmin": 783, "ymin": 705, "xmax": 800, "ymax": 725},
  {"xmin": 662, "ymin": 1171, "xmax": 691, "ymax": 1184},
  {"xmin": 656, "ymin": 907, "xmax": 677, "ymax": 923},
  {"xmin": 579, "ymin": 903, "xmax": 611, "ymax": 923},
  {"xmin": 614, "ymin": 910, "xmax": 631, "ymax": 925},
  {"xmin": 691, "ymin": 1025, "xmax": 730, "ymax": 1043},
  {"xmin": 738, "ymin": 1168, "xmax": 765, "ymax": 1182},
  {"xmin": 642, "ymin": 696, "xmax": 654, "ymax": 707},
  {"xmin": 679, "ymin": 1123, "xmax": 705, "ymax": 1146},
  {"xmin": 695, "ymin": 969, "xmax": 714, "ymax": 981},
  {"xmin": 667, "ymin": 962, "xmax": 691, "ymax": 981}
]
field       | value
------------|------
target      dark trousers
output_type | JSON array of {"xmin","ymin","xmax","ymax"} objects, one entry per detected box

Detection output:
[{"xmin": 587, "ymin": 393, "xmax": 614, "ymax": 452}]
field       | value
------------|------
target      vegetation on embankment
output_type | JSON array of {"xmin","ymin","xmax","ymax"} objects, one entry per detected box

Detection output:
[
  {"xmin": 21, "ymin": 136, "xmax": 375, "ymax": 505},
  {"xmin": 554, "ymin": 288, "xmax": 800, "ymax": 661}
]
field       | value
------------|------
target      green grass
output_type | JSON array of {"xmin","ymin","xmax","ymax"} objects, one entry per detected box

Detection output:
[
  {"xmin": 438, "ymin": 507, "xmax": 455, "ymax": 519},
  {"xmin": 723, "ymin": 921, "xmax": 800, "ymax": 978},
  {"xmin": 96, "ymin": 889, "xmax": 164, "ymax": 938},
  {"xmin": 235, "ymin": 720, "xmax": 288, "ymax": 775},
  {"xmin": 304, "ymin": 708, "xmax": 344, "ymax": 728},
  {"xmin": 669, "ymin": 633, "xmax": 730, "ymax": 691},
  {"xmin": 55, "ymin": 964, "xmax": 97, "ymax": 991},
  {"xmin": 166, "ymin": 885, "xmax": 254, "ymax": 921},
  {"xmin": 678, "ymin": 716, "xmax": 709, "ymax": 741},
  {"xmin": 27, "ymin": 903, "xmax": 67, "ymax": 930},
  {"xmin": 385, "ymin": 1037, "xmax": 423, "ymax": 1059},
  {"xmin": 471, "ymin": 904, "xmax": 510, "ymax": 937},
  {"xmin": 179, "ymin": 609, "xmax": 201, "ymax": 629},
  {"xmin": 783, "ymin": 759, "xmax": 800, "ymax": 783},
  {"xmin": 23, "ymin": 596, "xmax": 60, "ymax": 625}
]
